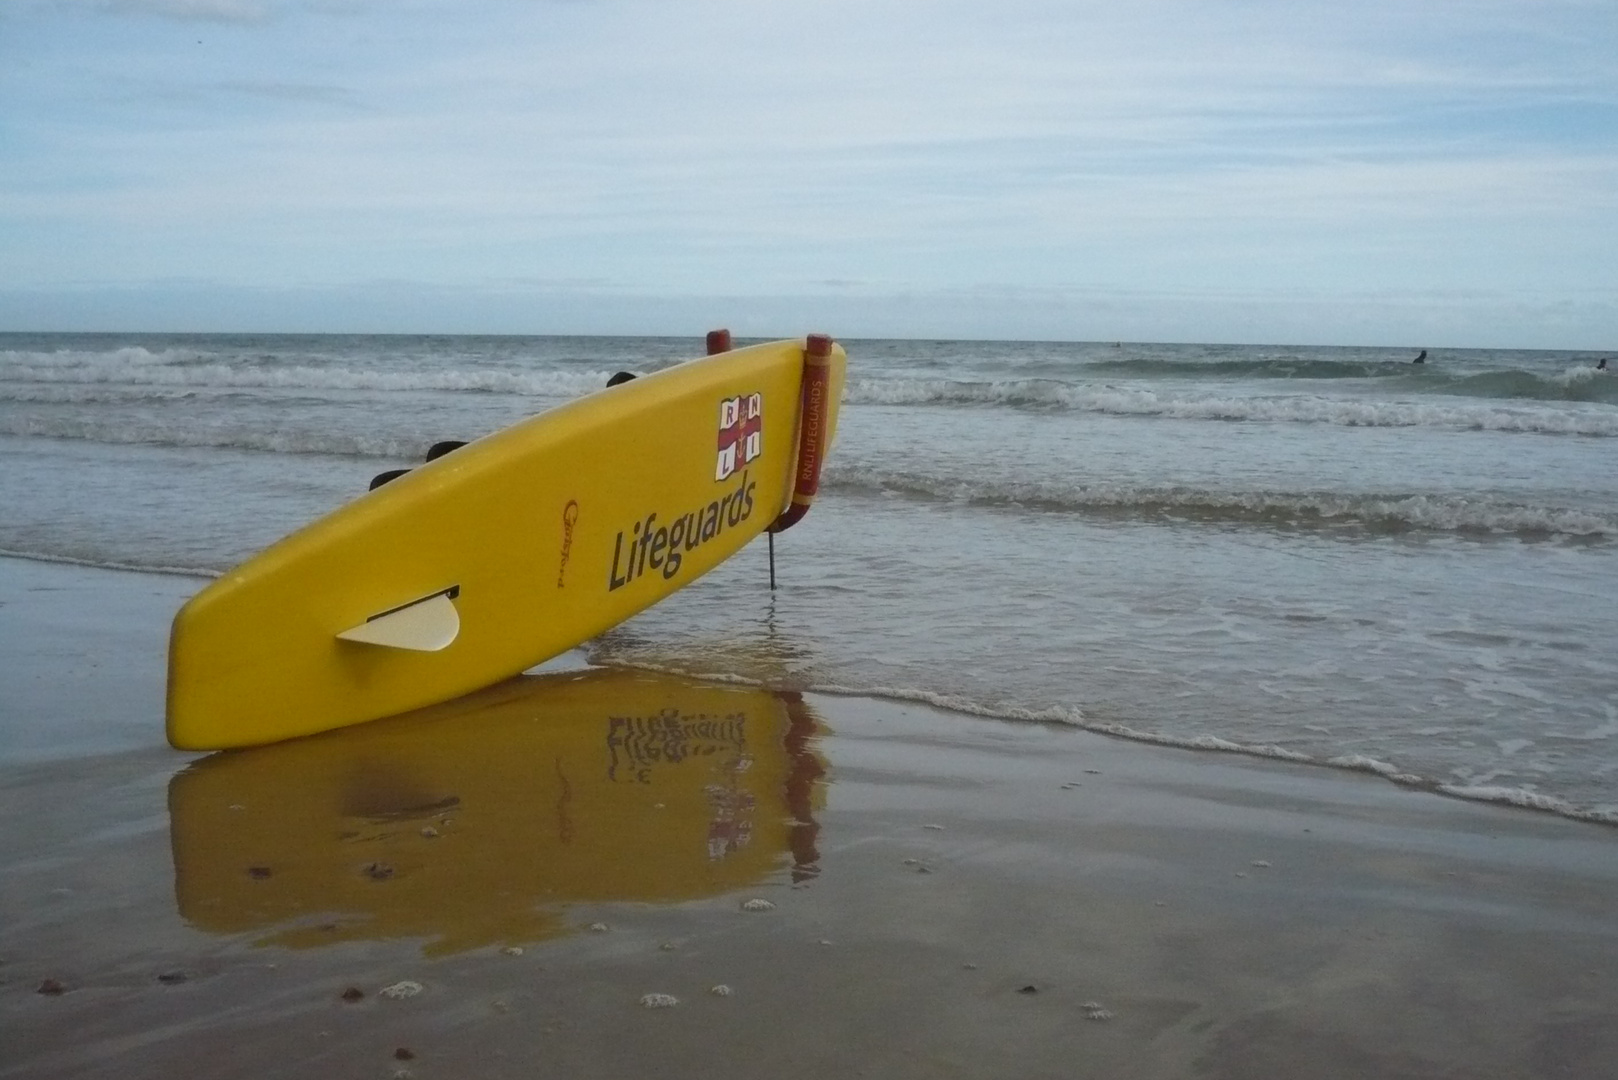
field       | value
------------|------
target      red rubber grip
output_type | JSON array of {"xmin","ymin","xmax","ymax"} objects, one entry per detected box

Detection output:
[{"xmin": 768, "ymin": 334, "xmax": 833, "ymax": 534}]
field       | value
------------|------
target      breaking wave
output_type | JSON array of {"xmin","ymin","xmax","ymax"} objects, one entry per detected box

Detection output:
[
  {"xmin": 1445, "ymin": 366, "xmax": 1618, "ymax": 403},
  {"xmin": 822, "ymin": 464, "xmax": 1616, "ymax": 539},
  {"xmin": 0, "ymin": 414, "xmax": 433, "ymax": 459},
  {"xmin": 843, "ymin": 376, "xmax": 1618, "ymax": 435},
  {"xmin": 1076, "ymin": 356, "xmax": 1618, "ymax": 402},
  {"xmin": 1083, "ymin": 356, "xmax": 1419, "ymax": 380}
]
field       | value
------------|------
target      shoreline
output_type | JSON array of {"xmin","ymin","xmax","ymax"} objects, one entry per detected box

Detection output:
[
  {"xmin": 3, "ymin": 549, "xmax": 1611, "ymax": 828},
  {"xmin": 4, "ymin": 556, "xmax": 1618, "ymax": 1078}
]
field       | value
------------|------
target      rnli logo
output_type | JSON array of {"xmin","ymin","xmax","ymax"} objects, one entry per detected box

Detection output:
[{"xmin": 716, "ymin": 393, "xmax": 762, "ymax": 481}]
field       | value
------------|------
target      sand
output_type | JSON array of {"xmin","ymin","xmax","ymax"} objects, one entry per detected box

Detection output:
[{"xmin": 2, "ymin": 556, "xmax": 1617, "ymax": 1079}]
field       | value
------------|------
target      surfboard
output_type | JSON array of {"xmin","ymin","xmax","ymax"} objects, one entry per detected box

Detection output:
[
  {"xmin": 169, "ymin": 668, "xmax": 827, "ymax": 954},
  {"xmin": 166, "ymin": 334, "xmax": 847, "ymax": 750}
]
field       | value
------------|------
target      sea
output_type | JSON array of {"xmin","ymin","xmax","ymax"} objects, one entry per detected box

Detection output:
[{"xmin": 2, "ymin": 333, "xmax": 1615, "ymax": 824}]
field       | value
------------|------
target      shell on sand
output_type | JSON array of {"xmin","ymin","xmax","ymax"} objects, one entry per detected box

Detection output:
[{"xmin": 380, "ymin": 980, "xmax": 423, "ymax": 999}]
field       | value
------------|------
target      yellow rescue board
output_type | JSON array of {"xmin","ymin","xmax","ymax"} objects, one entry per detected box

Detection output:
[
  {"xmin": 166, "ymin": 337, "xmax": 847, "ymax": 750},
  {"xmin": 169, "ymin": 668, "xmax": 828, "ymax": 955}
]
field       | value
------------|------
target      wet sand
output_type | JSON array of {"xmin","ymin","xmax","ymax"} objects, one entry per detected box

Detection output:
[{"xmin": 3, "ymin": 556, "xmax": 1617, "ymax": 1079}]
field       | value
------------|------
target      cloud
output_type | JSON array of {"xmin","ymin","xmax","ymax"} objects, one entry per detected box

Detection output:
[
  {"xmin": 5, "ymin": 0, "xmax": 1616, "ymax": 342},
  {"xmin": 213, "ymin": 80, "xmax": 358, "ymax": 105},
  {"xmin": 97, "ymin": 0, "xmax": 273, "ymax": 22}
]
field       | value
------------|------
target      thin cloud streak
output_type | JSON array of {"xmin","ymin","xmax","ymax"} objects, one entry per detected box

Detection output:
[{"xmin": 95, "ymin": 0, "xmax": 272, "ymax": 22}]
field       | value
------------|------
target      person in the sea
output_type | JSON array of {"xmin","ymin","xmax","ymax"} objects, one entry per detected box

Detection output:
[
  {"xmin": 1411, "ymin": 349, "xmax": 1427, "ymax": 364},
  {"xmin": 1599, "ymin": 358, "xmax": 1609, "ymax": 371}
]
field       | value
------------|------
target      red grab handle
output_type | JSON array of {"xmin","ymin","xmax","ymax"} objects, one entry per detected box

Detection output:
[{"xmin": 768, "ymin": 334, "xmax": 834, "ymax": 534}]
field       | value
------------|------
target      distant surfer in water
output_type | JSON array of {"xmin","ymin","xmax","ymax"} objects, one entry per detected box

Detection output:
[
  {"xmin": 1599, "ymin": 358, "xmax": 1609, "ymax": 371},
  {"xmin": 1411, "ymin": 349, "xmax": 1427, "ymax": 364}
]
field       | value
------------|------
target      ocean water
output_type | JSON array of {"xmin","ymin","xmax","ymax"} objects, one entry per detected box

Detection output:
[{"xmin": 3, "ymin": 333, "xmax": 1615, "ymax": 824}]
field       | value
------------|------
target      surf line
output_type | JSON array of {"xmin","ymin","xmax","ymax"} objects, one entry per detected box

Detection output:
[{"xmin": 608, "ymin": 469, "xmax": 756, "ymax": 591}]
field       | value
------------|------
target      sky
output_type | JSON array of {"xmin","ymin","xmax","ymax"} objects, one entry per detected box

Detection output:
[{"xmin": 2, "ymin": 0, "xmax": 1615, "ymax": 346}]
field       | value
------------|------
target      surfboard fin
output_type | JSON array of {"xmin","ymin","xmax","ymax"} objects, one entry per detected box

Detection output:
[{"xmin": 337, "ymin": 589, "xmax": 460, "ymax": 652}]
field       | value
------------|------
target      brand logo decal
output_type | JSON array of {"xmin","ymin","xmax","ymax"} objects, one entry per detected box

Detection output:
[
  {"xmin": 557, "ymin": 499, "xmax": 579, "ymax": 587},
  {"xmin": 716, "ymin": 393, "xmax": 762, "ymax": 481}
]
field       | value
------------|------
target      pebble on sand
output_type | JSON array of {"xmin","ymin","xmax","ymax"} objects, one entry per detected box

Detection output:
[
  {"xmin": 1082, "ymin": 1001, "xmax": 1114, "ymax": 1021},
  {"xmin": 341, "ymin": 987, "xmax": 365, "ymax": 1002},
  {"xmin": 379, "ymin": 980, "xmax": 424, "ymax": 999},
  {"xmin": 37, "ymin": 979, "xmax": 68, "ymax": 996},
  {"xmin": 741, "ymin": 898, "xmax": 776, "ymax": 912},
  {"xmin": 394, "ymin": 1048, "xmax": 416, "ymax": 1061},
  {"xmin": 710, "ymin": 984, "xmax": 733, "ymax": 997},
  {"xmin": 589, "ymin": 922, "xmax": 610, "ymax": 932},
  {"xmin": 640, "ymin": 993, "xmax": 679, "ymax": 1008},
  {"xmin": 501, "ymin": 946, "xmax": 524, "ymax": 956}
]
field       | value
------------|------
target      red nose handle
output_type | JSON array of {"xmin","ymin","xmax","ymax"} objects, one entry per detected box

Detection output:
[{"xmin": 768, "ymin": 334, "xmax": 833, "ymax": 534}]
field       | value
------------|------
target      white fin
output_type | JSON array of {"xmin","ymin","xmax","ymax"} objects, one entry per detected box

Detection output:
[{"xmin": 337, "ymin": 591, "xmax": 459, "ymax": 652}]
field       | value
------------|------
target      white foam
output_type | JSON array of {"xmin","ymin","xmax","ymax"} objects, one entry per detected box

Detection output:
[
  {"xmin": 1086, "ymin": 720, "xmax": 1315, "ymax": 763},
  {"xmin": 1546, "ymin": 364, "xmax": 1608, "ymax": 388},
  {"xmin": 0, "ymin": 348, "xmax": 610, "ymax": 398},
  {"xmin": 831, "ymin": 682, "xmax": 1090, "ymax": 726},
  {"xmin": 1324, "ymin": 754, "xmax": 1426, "ymax": 784},
  {"xmin": 1436, "ymin": 783, "xmax": 1618, "ymax": 825},
  {"xmin": 0, "ymin": 547, "xmax": 220, "ymax": 579}
]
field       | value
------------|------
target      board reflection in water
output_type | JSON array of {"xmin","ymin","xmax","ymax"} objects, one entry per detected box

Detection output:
[{"xmin": 168, "ymin": 669, "xmax": 827, "ymax": 955}]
